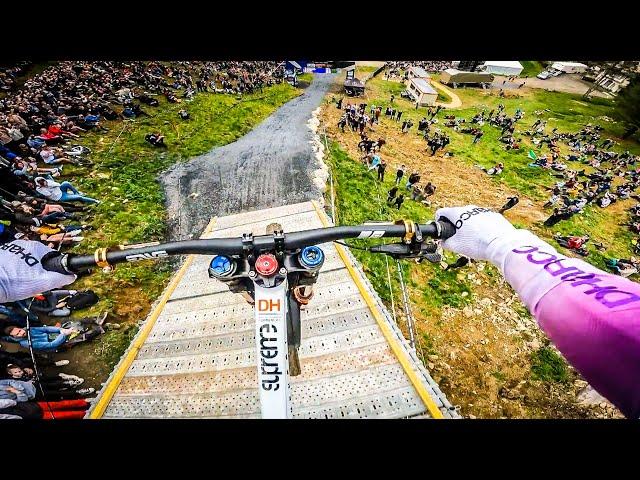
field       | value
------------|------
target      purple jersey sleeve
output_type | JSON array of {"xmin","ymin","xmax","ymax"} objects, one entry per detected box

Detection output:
[{"xmin": 504, "ymin": 244, "xmax": 640, "ymax": 418}]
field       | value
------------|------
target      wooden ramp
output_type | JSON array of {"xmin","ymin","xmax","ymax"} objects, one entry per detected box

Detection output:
[{"xmin": 88, "ymin": 201, "xmax": 458, "ymax": 419}]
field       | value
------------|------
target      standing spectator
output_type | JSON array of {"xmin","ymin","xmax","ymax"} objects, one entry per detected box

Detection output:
[
  {"xmin": 395, "ymin": 164, "xmax": 406, "ymax": 185},
  {"xmin": 393, "ymin": 194, "xmax": 405, "ymax": 210},
  {"xmin": 406, "ymin": 171, "xmax": 421, "ymax": 190},
  {"xmin": 377, "ymin": 160, "xmax": 387, "ymax": 182},
  {"xmin": 410, "ymin": 184, "xmax": 422, "ymax": 201},
  {"xmin": 387, "ymin": 186, "xmax": 399, "ymax": 204}
]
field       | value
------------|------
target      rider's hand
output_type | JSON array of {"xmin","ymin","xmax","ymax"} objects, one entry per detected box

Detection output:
[
  {"xmin": 435, "ymin": 205, "xmax": 550, "ymax": 270},
  {"xmin": 0, "ymin": 239, "xmax": 77, "ymax": 304}
]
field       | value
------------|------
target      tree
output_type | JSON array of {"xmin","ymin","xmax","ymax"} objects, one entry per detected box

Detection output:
[{"xmin": 613, "ymin": 79, "xmax": 640, "ymax": 139}]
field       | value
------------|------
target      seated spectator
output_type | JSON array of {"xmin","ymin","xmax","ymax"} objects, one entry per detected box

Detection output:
[
  {"xmin": 122, "ymin": 106, "xmax": 136, "ymax": 118},
  {"xmin": 554, "ymin": 233, "xmax": 590, "ymax": 256},
  {"xmin": 178, "ymin": 109, "xmax": 190, "ymax": 120},
  {"xmin": 597, "ymin": 192, "xmax": 615, "ymax": 208},
  {"xmin": 544, "ymin": 207, "xmax": 573, "ymax": 227},
  {"xmin": 36, "ymin": 127, "xmax": 64, "ymax": 144},
  {"xmin": 47, "ymin": 123, "xmax": 79, "ymax": 140},
  {"xmin": 476, "ymin": 163, "xmax": 504, "ymax": 175},
  {"xmin": 498, "ymin": 196, "xmax": 519, "ymax": 214},
  {"xmin": 35, "ymin": 177, "xmax": 100, "ymax": 204},
  {"xmin": 138, "ymin": 94, "xmax": 159, "ymax": 107},
  {"xmin": 39, "ymin": 145, "xmax": 77, "ymax": 165},
  {"xmin": 0, "ymin": 379, "xmax": 90, "ymax": 419},
  {"xmin": 1, "ymin": 321, "xmax": 103, "ymax": 352},
  {"xmin": 1, "ymin": 325, "xmax": 75, "ymax": 352},
  {"xmin": 79, "ymin": 114, "xmax": 108, "ymax": 131},
  {"xmin": 30, "ymin": 289, "xmax": 98, "ymax": 317},
  {"xmin": 145, "ymin": 132, "xmax": 166, "ymax": 148},
  {"xmin": 367, "ymin": 154, "xmax": 381, "ymax": 172},
  {"xmin": 605, "ymin": 257, "xmax": 639, "ymax": 278},
  {"xmin": 30, "ymin": 290, "xmax": 78, "ymax": 317},
  {"xmin": 132, "ymin": 104, "xmax": 148, "ymax": 117},
  {"xmin": 4, "ymin": 364, "xmax": 95, "ymax": 399}
]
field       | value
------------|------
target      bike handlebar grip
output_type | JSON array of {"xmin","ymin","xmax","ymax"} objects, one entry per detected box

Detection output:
[
  {"xmin": 40, "ymin": 252, "xmax": 69, "ymax": 275},
  {"xmin": 436, "ymin": 219, "xmax": 457, "ymax": 241}
]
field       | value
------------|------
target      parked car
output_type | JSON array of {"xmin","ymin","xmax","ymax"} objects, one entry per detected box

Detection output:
[{"xmin": 537, "ymin": 71, "xmax": 552, "ymax": 80}]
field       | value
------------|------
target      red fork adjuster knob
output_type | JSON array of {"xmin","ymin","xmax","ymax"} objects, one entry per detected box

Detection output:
[{"xmin": 255, "ymin": 253, "xmax": 279, "ymax": 276}]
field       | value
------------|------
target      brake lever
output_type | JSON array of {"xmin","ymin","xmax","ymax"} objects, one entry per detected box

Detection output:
[
  {"xmin": 369, "ymin": 241, "xmax": 443, "ymax": 263},
  {"xmin": 416, "ymin": 241, "xmax": 444, "ymax": 264}
]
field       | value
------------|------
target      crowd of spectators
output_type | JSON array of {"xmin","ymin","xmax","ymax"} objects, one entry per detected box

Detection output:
[
  {"xmin": 385, "ymin": 61, "xmax": 453, "ymax": 79},
  {"xmin": 333, "ymin": 62, "xmax": 640, "ymax": 278},
  {"xmin": 0, "ymin": 62, "xmax": 32, "ymax": 92}
]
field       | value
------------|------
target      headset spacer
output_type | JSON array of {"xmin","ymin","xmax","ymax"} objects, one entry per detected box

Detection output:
[
  {"xmin": 395, "ymin": 219, "xmax": 416, "ymax": 244},
  {"xmin": 94, "ymin": 247, "xmax": 111, "ymax": 269}
]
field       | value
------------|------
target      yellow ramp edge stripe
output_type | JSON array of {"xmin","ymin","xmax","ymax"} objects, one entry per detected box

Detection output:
[
  {"xmin": 89, "ymin": 218, "xmax": 218, "ymax": 419},
  {"xmin": 311, "ymin": 200, "xmax": 444, "ymax": 419}
]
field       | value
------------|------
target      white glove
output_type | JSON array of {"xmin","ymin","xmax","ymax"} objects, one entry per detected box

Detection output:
[
  {"xmin": 435, "ymin": 205, "xmax": 550, "ymax": 273},
  {"xmin": 0, "ymin": 239, "xmax": 77, "ymax": 303}
]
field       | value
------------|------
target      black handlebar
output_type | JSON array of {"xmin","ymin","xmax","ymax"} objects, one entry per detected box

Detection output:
[{"xmin": 52, "ymin": 220, "xmax": 456, "ymax": 273}]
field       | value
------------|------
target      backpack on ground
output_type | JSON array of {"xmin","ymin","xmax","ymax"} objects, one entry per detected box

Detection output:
[{"xmin": 64, "ymin": 290, "xmax": 99, "ymax": 311}]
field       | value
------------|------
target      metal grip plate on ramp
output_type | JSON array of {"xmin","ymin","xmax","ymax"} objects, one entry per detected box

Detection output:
[{"xmin": 88, "ymin": 201, "xmax": 459, "ymax": 419}]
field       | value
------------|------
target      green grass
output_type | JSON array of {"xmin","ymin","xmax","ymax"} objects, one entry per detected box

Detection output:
[
  {"xmin": 437, "ymin": 89, "xmax": 452, "ymax": 104},
  {"xmin": 357, "ymin": 65, "xmax": 378, "ymax": 75},
  {"xmin": 93, "ymin": 324, "xmax": 139, "ymax": 371},
  {"xmin": 297, "ymin": 73, "xmax": 313, "ymax": 84},
  {"xmin": 521, "ymin": 61, "xmax": 545, "ymax": 78},
  {"xmin": 324, "ymin": 140, "xmax": 473, "ymax": 320},
  {"xmin": 530, "ymin": 346, "xmax": 569, "ymax": 383},
  {"xmin": 62, "ymin": 82, "xmax": 301, "ymax": 379},
  {"xmin": 491, "ymin": 370, "xmax": 507, "ymax": 382}
]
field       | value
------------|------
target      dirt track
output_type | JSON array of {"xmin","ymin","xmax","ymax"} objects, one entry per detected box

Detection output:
[
  {"xmin": 492, "ymin": 74, "xmax": 612, "ymax": 98},
  {"xmin": 160, "ymin": 74, "xmax": 336, "ymax": 240}
]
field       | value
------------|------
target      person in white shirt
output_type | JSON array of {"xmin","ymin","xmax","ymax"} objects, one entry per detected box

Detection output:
[
  {"xmin": 39, "ymin": 146, "xmax": 75, "ymax": 165},
  {"xmin": 35, "ymin": 177, "xmax": 99, "ymax": 204}
]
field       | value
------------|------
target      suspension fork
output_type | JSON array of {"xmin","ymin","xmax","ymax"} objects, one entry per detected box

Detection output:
[{"xmin": 254, "ymin": 280, "xmax": 292, "ymax": 419}]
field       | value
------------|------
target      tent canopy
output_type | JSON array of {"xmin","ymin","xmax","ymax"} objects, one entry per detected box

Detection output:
[
  {"xmin": 551, "ymin": 61, "xmax": 588, "ymax": 73},
  {"xmin": 482, "ymin": 61, "xmax": 524, "ymax": 76},
  {"xmin": 440, "ymin": 69, "xmax": 495, "ymax": 85}
]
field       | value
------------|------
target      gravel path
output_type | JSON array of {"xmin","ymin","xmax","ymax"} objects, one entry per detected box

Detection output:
[{"xmin": 160, "ymin": 73, "xmax": 336, "ymax": 240}]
